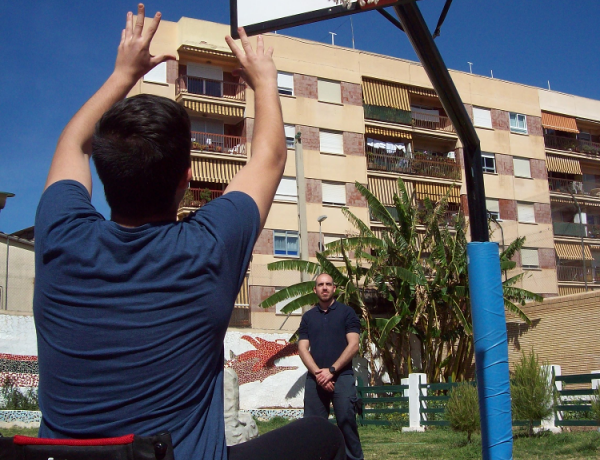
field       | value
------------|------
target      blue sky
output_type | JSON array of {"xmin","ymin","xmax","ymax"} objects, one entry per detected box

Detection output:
[{"xmin": 1, "ymin": 0, "xmax": 599, "ymax": 234}]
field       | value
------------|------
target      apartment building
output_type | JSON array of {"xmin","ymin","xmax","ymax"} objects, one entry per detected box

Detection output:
[{"xmin": 134, "ymin": 16, "xmax": 600, "ymax": 331}]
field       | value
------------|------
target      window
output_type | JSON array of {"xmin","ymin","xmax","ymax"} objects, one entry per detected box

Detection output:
[
  {"xmin": 275, "ymin": 177, "xmax": 298, "ymax": 202},
  {"xmin": 275, "ymin": 290, "xmax": 301, "ymax": 315},
  {"xmin": 322, "ymin": 182, "xmax": 346, "ymax": 206},
  {"xmin": 323, "ymin": 235, "xmax": 344, "ymax": 259},
  {"xmin": 517, "ymin": 202, "xmax": 536, "ymax": 223},
  {"xmin": 509, "ymin": 112, "xmax": 528, "ymax": 134},
  {"xmin": 143, "ymin": 62, "xmax": 167, "ymax": 84},
  {"xmin": 277, "ymin": 72, "xmax": 294, "ymax": 96},
  {"xmin": 521, "ymin": 248, "xmax": 539, "ymax": 269},
  {"xmin": 318, "ymin": 79, "xmax": 341, "ymax": 104},
  {"xmin": 284, "ymin": 125, "xmax": 295, "ymax": 149},
  {"xmin": 481, "ymin": 152, "xmax": 496, "ymax": 173},
  {"xmin": 319, "ymin": 131, "xmax": 344, "ymax": 155},
  {"xmin": 473, "ymin": 107, "xmax": 492, "ymax": 129},
  {"xmin": 486, "ymin": 199, "xmax": 500, "ymax": 220},
  {"xmin": 578, "ymin": 132, "xmax": 591, "ymax": 142},
  {"xmin": 274, "ymin": 231, "xmax": 299, "ymax": 257},
  {"xmin": 513, "ymin": 157, "xmax": 531, "ymax": 178},
  {"xmin": 187, "ymin": 63, "xmax": 223, "ymax": 97}
]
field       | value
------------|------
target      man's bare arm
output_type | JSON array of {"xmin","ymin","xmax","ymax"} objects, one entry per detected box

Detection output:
[
  {"xmin": 45, "ymin": 4, "xmax": 175, "ymax": 194},
  {"xmin": 298, "ymin": 339, "xmax": 335, "ymax": 392},
  {"xmin": 224, "ymin": 29, "xmax": 286, "ymax": 231}
]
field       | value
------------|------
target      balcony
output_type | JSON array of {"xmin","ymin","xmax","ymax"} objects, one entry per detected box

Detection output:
[
  {"xmin": 411, "ymin": 109, "xmax": 455, "ymax": 134},
  {"xmin": 544, "ymin": 133, "xmax": 600, "ymax": 156},
  {"xmin": 557, "ymin": 265, "xmax": 598, "ymax": 283},
  {"xmin": 191, "ymin": 131, "xmax": 246, "ymax": 156},
  {"xmin": 548, "ymin": 177, "xmax": 584, "ymax": 195},
  {"xmin": 366, "ymin": 150, "xmax": 461, "ymax": 181},
  {"xmin": 176, "ymin": 76, "xmax": 245, "ymax": 101},
  {"xmin": 179, "ymin": 188, "xmax": 224, "ymax": 211},
  {"xmin": 553, "ymin": 221, "xmax": 600, "ymax": 239}
]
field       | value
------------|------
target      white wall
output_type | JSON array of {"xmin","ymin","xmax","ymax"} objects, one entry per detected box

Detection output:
[{"xmin": 0, "ymin": 236, "xmax": 35, "ymax": 313}]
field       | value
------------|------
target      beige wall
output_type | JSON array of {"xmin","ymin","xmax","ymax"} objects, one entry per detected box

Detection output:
[
  {"xmin": 538, "ymin": 89, "xmax": 600, "ymax": 122},
  {"xmin": 0, "ymin": 237, "xmax": 35, "ymax": 314}
]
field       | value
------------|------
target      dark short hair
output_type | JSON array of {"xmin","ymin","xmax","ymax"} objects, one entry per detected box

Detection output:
[{"xmin": 92, "ymin": 94, "xmax": 191, "ymax": 219}]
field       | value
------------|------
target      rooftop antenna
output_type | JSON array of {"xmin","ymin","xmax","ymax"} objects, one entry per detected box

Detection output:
[
  {"xmin": 329, "ymin": 32, "xmax": 337, "ymax": 45},
  {"xmin": 467, "ymin": 61, "xmax": 473, "ymax": 74},
  {"xmin": 548, "ymin": 80, "xmax": 551, "ymax": 91},
  {"xmin": 350, "ymin": 16, "xmax": 355, "ymax": 49},
  {"xmin": 490, "ymin": 70, "xmax": 494, "ymax": 78}
]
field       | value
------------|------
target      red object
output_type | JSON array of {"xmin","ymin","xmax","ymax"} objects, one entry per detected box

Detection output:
[
  {"xmin": 359, "ymin": 0, "xmax": 399, "ymax": 10},
  {"xmin": 13, "ymin": 434, "xmax": 135, "ymax": 446}
]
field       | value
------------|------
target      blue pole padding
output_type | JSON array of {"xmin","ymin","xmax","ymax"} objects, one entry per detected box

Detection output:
[{"xmin": 467, "ymin": 242, "xmax": 513, "ymax": 460}]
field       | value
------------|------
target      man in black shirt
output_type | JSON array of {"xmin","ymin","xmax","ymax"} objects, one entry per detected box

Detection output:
[{"xmin": 298, "ymin": 274, "xmax": 364, "ymax": 460}]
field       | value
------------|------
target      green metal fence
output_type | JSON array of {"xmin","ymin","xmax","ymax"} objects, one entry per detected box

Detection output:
[{"xmin": 555, "ymin": 372, "xmax": 600, "ymax": 427}]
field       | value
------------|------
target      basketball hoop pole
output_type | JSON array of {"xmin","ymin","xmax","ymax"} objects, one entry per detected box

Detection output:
[{"xmin": 393, "ymin": 3, "xmax": 513, "ymax": 460}]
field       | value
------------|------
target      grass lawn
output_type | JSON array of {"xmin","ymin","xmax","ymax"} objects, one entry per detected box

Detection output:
[{"xmin": 3, "ymin": 420, "xmax": 599, "ymax": 459}]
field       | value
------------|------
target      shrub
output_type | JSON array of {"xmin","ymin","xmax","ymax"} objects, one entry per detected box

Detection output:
[
  {"xmin": 511, "ymin": 350, "xmax": 553, "ymax": 437},
  {"xmin": 591, "ymin": 386, "xmax": 600, "ymax": 426},
  {"xmin": 0, "ymin": 377, "xmax": 39, "ymax": 411},
  {"xmin": 445, "ymin": 382, "xmax": 480, "ymax": 442}
]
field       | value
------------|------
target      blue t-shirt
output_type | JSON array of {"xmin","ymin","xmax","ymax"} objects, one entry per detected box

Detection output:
[
  {"xmin": 297, "ymin": 301, "xmax": 361, "ymax": 377},
  {"xmin": 33, "ymin": 180, "xmax": 260, "ymax": 460}
]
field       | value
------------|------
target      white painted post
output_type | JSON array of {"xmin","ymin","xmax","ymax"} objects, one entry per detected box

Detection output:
[
  {"xmin": 593, "ymin": 371, "xmax": 600, "ymax": 433},
  {"xmin": 402, "ymin": 373, "xmax": 427, "ymax": 432},
  {"xmin": 540, "ymin": 365, "xmax": 561, "ymax": 433}
]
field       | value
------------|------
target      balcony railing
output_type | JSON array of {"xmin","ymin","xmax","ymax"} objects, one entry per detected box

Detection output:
[
  {"xmin": 411, "ymin": 110, "xmax": 455, "ymax": 133},
  {"xmin": 366, "ymin": 151, "xmax": 461, "ymax": 180},
  {"xmin": 548, "ymin": 177, "xmax": 584, "ymax": 195},
  {"xmin": 191, "ymin": 131, "xmax": 246, "ymax": 156},
  {"xmin": 176, "ymin": 75, "xmax": 246, "ymax": 101},
  {"xmin": 557, "ymin": 265, "xmax": 597, "ymax": 283},
  {"xmin": 544, "ymin": 134, "xmax": 600, "ymax": 156},
  {"xmin": 179, "ymin": 188, "xmax": 224, "ymax": 210},
  {"xmin": 553, "ymin": 221, "xmax": 600, "ymax": 239}
]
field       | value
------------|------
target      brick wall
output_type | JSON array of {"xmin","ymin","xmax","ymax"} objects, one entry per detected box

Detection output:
[
  {"xmin": 341, "ymin": 82, "xmax": 363, "ymax": 106},
  {"xmin": 491, "ymin": 109, "xmax": 509, "ymax": 131},
  {"xmin": 506, "ymin": 290, "xmax": 600, "ymax": 374},
  {"xmin": 343, "ymin": 132, "xmax": 364, "ymax": 156},
  {"xmin": 253, "ymin": 229, "xmax": 273, "ymax": 255},
  {"xmin": 294, "ymin": 74, "xmax": 318, "ymax": 99},
  {"xmin": 530, "ymin": 159, "xmax": 548, "ymax": 180},
  {"xmin": 249, "ymin": 285, "xmax": 276, "ymax": 312},
  {"xmin": 455, "ymin": 148, "xmax": 464, "ymax": 170},
  {"xmin": 306, "ymin": 178, "xmax": 322, "ymax": 204},
  {"xmin": 461, "ymin": 194, "xmax": 469, "ymax": 216},
  {"xmin": 346, "ymin": 183, "xmax": 367, "ymax": 207},
  {"xmin": 499, "ymin": 199, "xmax": 517, "ymax": 220},
  {"xmin": 298, "ymin": 125, "xmax": 320, "ymax": 151},
  {"xmin": 464, "ymin": 104, "xmax": 473, "ymax": 121},
  {"xmin": 308, "ymin": 232, "xmax": 320, "ymax": 257},
  {"xmin": 496, "ymin": 153, "xmax": 514, "ymax": 175},
  {"xmin": 167, "ymin": 60, "xmax": 178, "ymax": 84},
  {"xmin": 527, "ymin": 115, "xmax": 543, "ymax": 136},
  {"xmin": 243, "ymin": 118, "xmax": 254, "ymax": 143},
  {"xmin": 534, "ymin": 203, "xmax": 552, "ymax": 224},
  {"xmin": 538, "ymin": 248, "xmax": 556, "ymax": 269}
]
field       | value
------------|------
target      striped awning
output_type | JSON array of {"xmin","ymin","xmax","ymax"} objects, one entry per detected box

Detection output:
[
  {"xmin": 178, "ymin": 45, "xmax": 237, "ymax": 61},
  {"xmin": 235, "ymin": 275, "xmax": 249, "ymax": 306},
  {"xmin": 191, "ymin": 157, "xmax": 244, "ymax": 183},
  {"xmin": 362, "ymin": 78, "xmax": 410, "ymax": 111},
  {"xmin": 365, "ymin": 125, "xmax": 412, "ymax": 140},
  {"xmin": 546, "ymin": 155, "xmax": 582, "ymax": 175},
  {"xmin": 183, "ymin": 100, "xmax": 244, "ymax": 118},
  {"xmin": 406, "ymin": 85, "xmax": 437, "ymax": 98},
  {"xmin": 558, "ymin": 286, "xmax": 587, "ymax": 296},
  {"xmin": 542, "ymin": 112, "xmax": 579, "ymax": 133},
  {"xmin": 415, "ymin": 182, "xmax": 460, "ymax": 204},
  {"xmin": 367, "ymin": 176, "xmax": 398, "ymax": 205},
  {"xmin": 555, "ymin": 242, "xmax": 593, "ymax": 261},
  {"xmin": 551, "ymin": 196, "xmax": 600, "ymax": 208}
]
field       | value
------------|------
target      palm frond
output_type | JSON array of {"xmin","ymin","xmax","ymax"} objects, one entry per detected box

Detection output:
[
  {"xmin": 377, "ymin": 315, "xmax": 402, "ymax": 347},
  {"xmin": 503, "ymin": 298, "xmax": 532, "ymax": 325},
  {"xmin": 281, "ymin": 293, "xmax": 319, "ymax": 314},
  {"xmin": 259, "ymin": 281, "xmax": 316, "ymax": 308},
  {"xmin": 267, "ymin": 259, "xmax": 321, "ymax": 274}
]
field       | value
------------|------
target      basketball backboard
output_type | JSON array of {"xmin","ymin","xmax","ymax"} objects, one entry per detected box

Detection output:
[{"xmin": 230, "ymin": 0, "xmax": 418, "ymax": 38}]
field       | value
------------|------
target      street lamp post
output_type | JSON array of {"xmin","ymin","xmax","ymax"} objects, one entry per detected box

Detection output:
[{"xmin": 317, "ymin": 215, "xmax": 327, "ymax": 252}]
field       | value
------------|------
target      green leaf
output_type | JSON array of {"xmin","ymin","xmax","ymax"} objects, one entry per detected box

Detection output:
[
  {"xmin": 259, "ymin": 281, "xmax": 315, "ymax": 308},
  {"xmin": 267, "ymin": 259, "xmax": 321, "ymax": 274},
  {"xmin": 281, "ymin": 293, "xmax": 319, "ymax": 314},
  {"xmin": 377, "ymin": 315, "xmax": 402, "ymax": 347}
]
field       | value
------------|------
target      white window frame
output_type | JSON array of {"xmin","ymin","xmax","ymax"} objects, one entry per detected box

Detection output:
[
  {"xmin": 317, "ymin": 79, "xmax": 342, "ymax": 104},
  {"xmin": 521, "ymin": 248, "xmax": 540, "ymax": 269},
  {"xmin": 322, "ymin": 181, "xmax": 346, "ymax": 206},
  {"xmin": 319, "ymin": 130, "xmax": 344, "ymax": 155},
  {"xmin": 143, "ymin": 61, "xmax": 167, "ymax": 84},
  {"xmin": 284, "ymin": 125, "xmax": 296, "ymax": 149},
  {"xmin": 275, "ymin": 289, "xmax": 301, "ymax": 316},
  {"xmin": 509, "ymin": 112, "xmax": 528, "ymax": 134},
  {"xmin": 517, "ymin": 202, "xmax": 536, "ymax": 223},
  {"xmin": 275, "ymin": 177, "xmax": 298, "ymax": 203},
  {"xmin": 274, "ymin": 230, "xmax": 299, "ymax": 257},
  {"xmin": 473, "ymin": 106, "xmax": 492, "ymax": 129},
  {"xmin": 277, "ymin": 72, "xmax": 294, "ymax": 96},
  {"xmin": 323, "ymin": 235, "xmax": 344, "ymax": 259},
  {"xmin": 513, "ymin": 157, "xmax": 532, "ymax": 178},
  {"xmin": 481, "ymin": 152, "xmax": 496, "ymax": 174},
  {"xmin": 486, "ymin": 199, "xmax": 500, "ymax": 221}
]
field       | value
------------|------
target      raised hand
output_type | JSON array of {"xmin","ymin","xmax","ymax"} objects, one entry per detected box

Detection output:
[
  {"xmin": 225, "ymin": 28, "xmax": 277, "ymax": 92},
  {"xmin": 114, "ymin": 4, "xmax": 175, "ymax": 82}
]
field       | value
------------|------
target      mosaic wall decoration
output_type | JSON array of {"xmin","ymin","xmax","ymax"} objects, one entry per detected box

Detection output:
[
  {"xmin": 0, "ymin": 353, "xmax": 38, "ymax": 387},
  {"xmin": 225, "ymin": 335, "xmax": 299, "ymax": 385}
]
